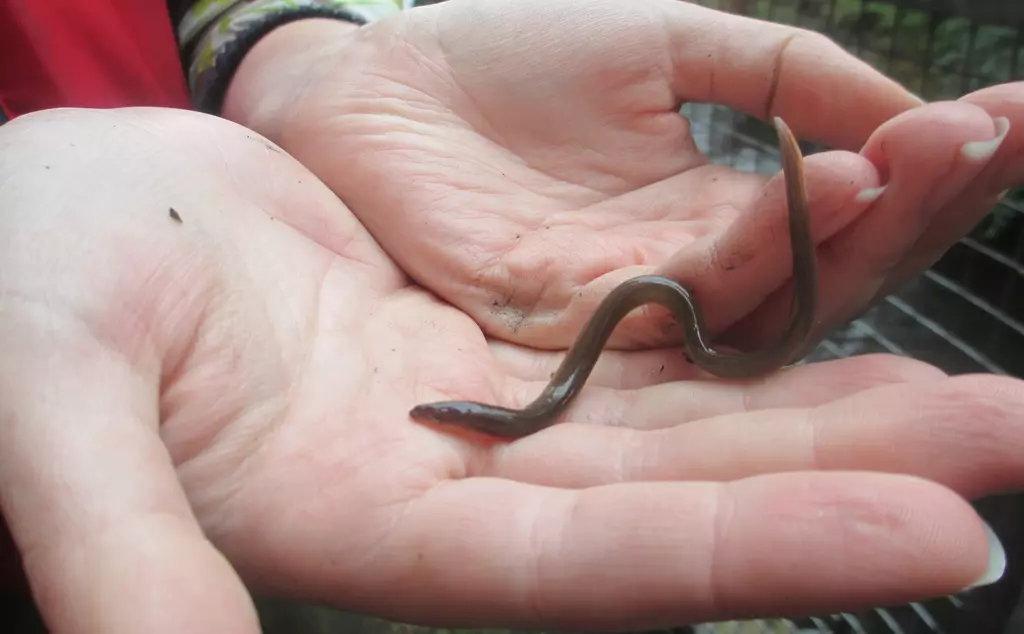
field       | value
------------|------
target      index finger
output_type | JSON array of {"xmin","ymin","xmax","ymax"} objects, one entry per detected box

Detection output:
[{"xmin": 663, "ymin": 2, "xmax": 921, "ymax": 150}]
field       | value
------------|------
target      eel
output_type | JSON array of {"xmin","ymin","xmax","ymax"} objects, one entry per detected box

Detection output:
[{"xmin": 409, "ymin": 117, "xmax": 818, "ymax": 439}]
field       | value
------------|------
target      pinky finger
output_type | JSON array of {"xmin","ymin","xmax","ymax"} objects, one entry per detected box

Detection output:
[{"xmin": 357, "ymin": 471, "xmax": 1003, "ymax": 631}]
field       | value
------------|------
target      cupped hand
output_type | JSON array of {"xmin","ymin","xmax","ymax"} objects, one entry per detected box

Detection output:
[
  {"xmin": 0, "ymin": 108, "xmax": 1020, "ymax": 634},
  {"xmin": 223, "ymin": 0, "xmax": 1019, "ymax": 354}
]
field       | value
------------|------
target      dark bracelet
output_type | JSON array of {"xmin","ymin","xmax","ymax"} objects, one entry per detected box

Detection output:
[{"xmin": 191, "ymin": 6, "xmax": 367, "ymax": 115}]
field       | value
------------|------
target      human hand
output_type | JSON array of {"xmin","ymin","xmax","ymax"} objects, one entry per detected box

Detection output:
[
  {"xmin": 222, "ymin": 0, "xmax": 1018, "ymax": 356},
  {"xmin": 0, "ymin": 107, "xmax": 1020, "ymax": 633}
]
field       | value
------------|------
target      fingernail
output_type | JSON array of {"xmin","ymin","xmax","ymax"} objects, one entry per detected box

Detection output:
[
  {"xmin": 855, "ymin": 184, "xmax": 888, "ymax": 203},
  {"xmin": 961, "ymin": 117, "xmax": 1011, "ymax": 162},
  {"xmin": 963, "ymin": 520, "xmax": 1006, "ymax": 590}
]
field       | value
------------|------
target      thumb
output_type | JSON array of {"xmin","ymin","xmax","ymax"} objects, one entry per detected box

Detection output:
[
  {"xmin": 0, "ymin": 316, "xmax": 261, "ymax": 634},
  {"xmin": 664, "ymin": 1, "xmax": 921, "ymax": 150}
]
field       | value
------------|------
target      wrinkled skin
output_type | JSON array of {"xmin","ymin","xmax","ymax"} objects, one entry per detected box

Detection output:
[
  {"xmin": 225, "ymin": 0, "xmax": 1022, "ymax": 354},
  {"xmin": 2, "ymin": 106, "xmax": 1024, "ymax": 634},
  {"xmin": 3, "ymin": 0, "xmax": 1024, "ymax": 633}
]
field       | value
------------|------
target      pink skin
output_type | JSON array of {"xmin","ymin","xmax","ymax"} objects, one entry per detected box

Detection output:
[
  {"xmin": 226, "ymin": 0, "xmax": 1014, "ymax": 357},
  {"xmin": 2, "ymin": 0, "xmax": 1023, "ymax": 632},
  {"xmin": 0, "ymin": 103, "xmax": 1018, "ymax": 634}
]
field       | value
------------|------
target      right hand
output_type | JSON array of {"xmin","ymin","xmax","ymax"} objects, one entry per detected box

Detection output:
[
  {"xmin": 224, "ymin": 0, "xmax": 1020, "ymax": 358},
  {"xmin": 0, "ymin": 106, "xmax": 1020, "ymax": 634}
]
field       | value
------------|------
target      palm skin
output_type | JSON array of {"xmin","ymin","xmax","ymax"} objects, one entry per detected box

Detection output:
[
  {"xmin": 4, "ymin": 0, "xmax": 1024, "ymax": 631},
  {"xmin": 225, "ymin": 0, "xmax": 1018, "ymax": 355},
  {"xmin": 1, "ymin": 107, "xmax": 1019, "ymax": 634}
]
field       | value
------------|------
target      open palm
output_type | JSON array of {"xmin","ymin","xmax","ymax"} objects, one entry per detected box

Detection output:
[
  {"xmin": 3, "ymin": 107, "xmax": 1019, "ymax": 634},
  {"xmin": 228, "ymin": 0, "xmax": 1017, "ymax": 355}
]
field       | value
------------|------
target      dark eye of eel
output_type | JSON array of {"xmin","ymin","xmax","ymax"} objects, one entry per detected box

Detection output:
[{"xmin": 409, "ymin": 117, "xmax": 818, "ymax": 440}]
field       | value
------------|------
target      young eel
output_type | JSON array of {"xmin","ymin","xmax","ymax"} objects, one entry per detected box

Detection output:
[{"xmin": 409, "ymin": 117, "xmax": 818, "ymax": 439}]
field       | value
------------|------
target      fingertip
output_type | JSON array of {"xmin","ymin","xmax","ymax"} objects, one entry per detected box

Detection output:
[
  {"xmin": 716, "ymin": 472, "xmax": 996, "ymax": 615},
  {"xmin": 963, "ymin": 520, "xmax": 1006, "ymax": 590},
  {"xmin": 859, "ymin": 100, "xmax": 1001, "ymax": 180},
  {"xmin": 854, "ymin": 184, "xmax": 887, "ymax": 204},
  {"xmin": 960, "ymin": 116, "xmax": 1010, "ymax": 162}
]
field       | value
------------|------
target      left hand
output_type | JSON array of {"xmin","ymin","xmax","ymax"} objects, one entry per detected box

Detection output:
[
  {"xmin": 223, "ymin": 0, "xmax": 1019, "ymax": 355},
  {"xmin": 0, "ymin": 106, "xmax": 1017, "ymax": 634}
]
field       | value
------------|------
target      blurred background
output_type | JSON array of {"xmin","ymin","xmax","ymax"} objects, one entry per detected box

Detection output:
[{"xmin": 7, "ymin": 0, "xmax": 1024, "ymax": 632}]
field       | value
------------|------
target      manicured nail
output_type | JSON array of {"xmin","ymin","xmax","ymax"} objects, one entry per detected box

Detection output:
[
  {"xmin": 963, "ymin": 520, "xmax": 1006, "ymax": 590},
  {"xmin": 855, "ymin": 184, "xmax": 888, "ymax": 203},
  {"xmin": 961, "ymin": 117, "xmax": 1011, "ymax": 162}
]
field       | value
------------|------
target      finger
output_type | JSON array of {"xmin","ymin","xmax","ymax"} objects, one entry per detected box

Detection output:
[
  {"xmin": 955, "ymin": 82, "xmax": 1024, "ymax": 192},
  {"xmin": 662, "ymin": 1, "xmax": 921, "ymax": 151},
  {"xmin": 489, "ymin": 374, "xmax": 1024, "ymax": 503},
  {"xmin": 0, "ymin": 307, "xmax": 259, "ymax": 632},
  {"xmin": 654, "ymin": 148, "xmax": 878, "ymax": 342},
  {"xmin": 873, "ymin": 82, "xmax": 1024, "ymax": 300},
  {"xmin": 491, "ymin": 336, "xmax": 942, "ymax": 416},
  {"xmin": 724, "ymin": 101, "xmax": 1004, "ymax": 351},
  {"xmin": 583, "ymin": 353, "xmax": 944, "ymax": 428},
  {"xmin": 351, "ymin": 472, "xmax": 995, "ymax": 630},
  {"xmin": 523, "ymin": 149, "xmax": 881, "ymax": 352}
]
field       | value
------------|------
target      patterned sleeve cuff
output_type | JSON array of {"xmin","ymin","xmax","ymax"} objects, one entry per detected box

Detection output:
[{"xmin": 178, "ymin": 0, "xmax": 409, "ymax": 114}]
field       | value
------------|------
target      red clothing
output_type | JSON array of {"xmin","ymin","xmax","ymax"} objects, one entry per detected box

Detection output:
[{"xmin": 0, "ymin": 0, "xmax": 191, "ymax": 119}]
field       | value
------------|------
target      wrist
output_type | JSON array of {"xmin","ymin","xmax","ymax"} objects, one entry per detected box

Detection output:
[
  {"xmin": 177, "ymin": 0, "xmax": 407, "ymax": 119},
  {"xmin": 221, "ymin": 18, "xmax": 361, "ymax": 141}
]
